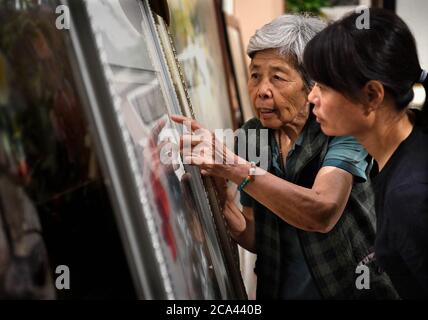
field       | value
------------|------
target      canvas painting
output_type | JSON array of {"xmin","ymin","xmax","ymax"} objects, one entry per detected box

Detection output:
[{"xmin": 167, "ymin": 0, "xmax": 235, "ymax": 131}]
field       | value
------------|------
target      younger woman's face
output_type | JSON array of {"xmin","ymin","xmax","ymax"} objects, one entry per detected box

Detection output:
[{"xmin": 308, "ymin": 83, "xmax": 371, "ymax": 137}]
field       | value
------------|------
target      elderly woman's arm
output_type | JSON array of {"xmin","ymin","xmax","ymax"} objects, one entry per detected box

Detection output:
[
  {"xmin": 171, "ymin": 115, "xmax": 353, "ymax": 234},
  {"xmin": 224, "ymin": 201, "xmax": 256, "ymax": 252},
  {"xmin": 228, "ymin": 163, "xmax": 353, "ymax": 233}
]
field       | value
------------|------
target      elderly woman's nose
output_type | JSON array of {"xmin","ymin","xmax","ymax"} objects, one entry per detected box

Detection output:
[{"xmin": 257, "ymin": 80, "xmax": 273, "ymax": 99}]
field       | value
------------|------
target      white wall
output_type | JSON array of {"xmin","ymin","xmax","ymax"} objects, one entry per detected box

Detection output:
[
  {"xmin": 234, "ymin": 0, "xmax": 285, "ymax": 58},
  {"xmin": 396, "ymin": 0, "xmax": 428, "ymax": 69}
]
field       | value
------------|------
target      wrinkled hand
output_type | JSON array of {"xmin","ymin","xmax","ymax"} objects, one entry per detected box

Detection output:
[{"xmin": 170, "ymin": 115, "xmax": 245, "ymax": 181}]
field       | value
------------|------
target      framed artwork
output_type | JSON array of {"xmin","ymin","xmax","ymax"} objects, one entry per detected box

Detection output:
[
  {"xmin": 152, "ymin": 6, "xmax": 247, "ymax": 300},
  {"xmin": 66, "ymin": 0, "xmax": 246, "ymax": 299},
  {"xmin": 225, "ymin": 15, "xmax": 255, "ymax": 122},
  {"xmin": 166, "ymin": 0, "xmax": 241, "ymax": 131}
]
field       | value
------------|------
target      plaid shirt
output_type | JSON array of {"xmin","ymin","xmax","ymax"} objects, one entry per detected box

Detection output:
[{"xmin": 236, "ymin": 116, "xmax": 399, "ymax": 299}]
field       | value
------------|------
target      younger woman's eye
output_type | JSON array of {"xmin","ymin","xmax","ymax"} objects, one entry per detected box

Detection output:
[{"xmin": 316, "ymin": 83, "xmax": 326, "ymax": 91}]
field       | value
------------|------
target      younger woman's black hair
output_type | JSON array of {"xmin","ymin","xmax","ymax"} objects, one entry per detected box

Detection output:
[{"xmin": 303, "ymin": 8, "xmax": 428, "ymax": 124}]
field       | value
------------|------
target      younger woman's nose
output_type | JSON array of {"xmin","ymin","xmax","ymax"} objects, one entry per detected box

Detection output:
[{"xmin": 308, "ymin": 85, "xmax": 320, "ymax": 106}]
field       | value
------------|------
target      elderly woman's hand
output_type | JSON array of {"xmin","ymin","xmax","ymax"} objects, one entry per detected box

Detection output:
[{"xmin": 170, "ymin": 115, "xmax": 248, "ymax": 183}]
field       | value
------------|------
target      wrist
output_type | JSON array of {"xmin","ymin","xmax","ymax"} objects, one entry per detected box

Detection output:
[
  {"xmin": 227, "ymin": 161, "xmax": 251, "ymax": 185},
  {"xmin": 236, "ymin": 161, "xmax": 258, "ymax": 192}
]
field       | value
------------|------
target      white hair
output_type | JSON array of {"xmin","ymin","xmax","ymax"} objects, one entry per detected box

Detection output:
[{"xmin": 247, "ymin": 14, "xmax": 326, "ymax": 86}]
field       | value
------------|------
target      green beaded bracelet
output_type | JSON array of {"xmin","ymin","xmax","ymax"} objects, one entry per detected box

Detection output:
[
  {"xmin": 237, "ymin": 176, "xmax": 252, "ymax": 191},
  {"xmin": 237, "ymin": 162, "xmax": 257, "ymax": 191}
]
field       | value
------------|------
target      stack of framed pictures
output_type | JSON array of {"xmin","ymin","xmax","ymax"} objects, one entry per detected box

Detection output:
[
  {"xmin": 66, "ymin": 0, "xmax": 247, "ymax": 299},
  {"xmin": 0, "ymin": 0, "xmax": 248, "ymax": 300}
]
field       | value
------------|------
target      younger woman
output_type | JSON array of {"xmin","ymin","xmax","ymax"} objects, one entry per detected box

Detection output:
[{"xmin": 304, "ymin": 8, "xmax": 428, "ymax": 299}]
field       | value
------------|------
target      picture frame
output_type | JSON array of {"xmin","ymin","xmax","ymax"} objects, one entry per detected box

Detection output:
[
  {"xmin": 151, "ymin": 7, "xmax": 247, "ymax": 300},
  {"xmin": 166, "ymin": 0, "xmax": 241, "ymax": 131},
  {"xmin": 225, "ymin": 14, "xmax": 255, "ymax": 122}
]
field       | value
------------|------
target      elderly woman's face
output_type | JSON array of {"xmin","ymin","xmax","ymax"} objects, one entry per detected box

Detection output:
[{"xmin": 248, "ymin": 49, "xmax": 308, "ymax": 129}]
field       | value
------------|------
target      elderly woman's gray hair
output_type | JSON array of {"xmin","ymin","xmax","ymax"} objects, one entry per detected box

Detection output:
[{"xmin": 247, "ymin": 14, "xmax": 326, "ymax": 88}]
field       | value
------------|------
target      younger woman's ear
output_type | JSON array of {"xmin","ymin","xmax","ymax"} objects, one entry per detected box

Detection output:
[{"xmin": 363, "ymin": 80, "xmax": 385, "ymax": 112}]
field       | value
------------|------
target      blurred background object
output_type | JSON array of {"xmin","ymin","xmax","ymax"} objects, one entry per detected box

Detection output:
[{"xmin": 0, "ymin": 0, "xmax": 136, "ymax": 299}]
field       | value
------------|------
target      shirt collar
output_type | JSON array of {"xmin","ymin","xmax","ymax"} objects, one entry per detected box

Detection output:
[{"xmin": 294, "ymin": 132, "xmax": 304, "ymax": 147}]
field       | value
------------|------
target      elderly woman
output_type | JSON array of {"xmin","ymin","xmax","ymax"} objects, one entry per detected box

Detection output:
[{"xmin": 172, "ymin": 14, "xmax": 397, "ymax": 299}]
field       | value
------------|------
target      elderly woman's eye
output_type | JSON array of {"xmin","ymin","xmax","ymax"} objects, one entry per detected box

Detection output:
[{"xmin": 250, "ymin": 73, "xmax": 259, "ymax": 80}]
